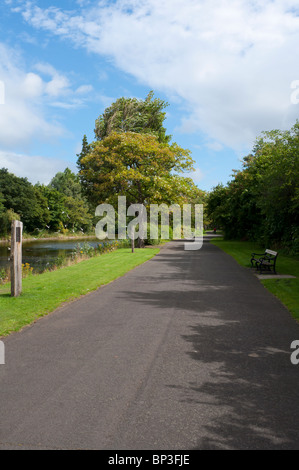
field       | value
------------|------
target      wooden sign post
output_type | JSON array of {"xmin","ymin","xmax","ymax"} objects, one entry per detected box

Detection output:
[{"xmin": 11, "ymin": 220, "xmax": 23, "ymax": 297}]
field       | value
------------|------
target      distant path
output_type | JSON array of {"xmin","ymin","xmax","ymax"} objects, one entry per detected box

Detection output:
[{"xmin": 1, "ymin": 237, "xmax": 299, "ymax": 450}]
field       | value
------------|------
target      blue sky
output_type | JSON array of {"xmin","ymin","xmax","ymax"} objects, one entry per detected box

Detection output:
[{"xmin": 0, "ymin": 0, "xmax": 298, "ymax": 191}]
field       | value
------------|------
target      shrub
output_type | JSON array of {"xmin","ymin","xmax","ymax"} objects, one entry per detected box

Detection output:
[{"xmin": 22, "ymin": 262, "xmax": 34, "ymax": 278}]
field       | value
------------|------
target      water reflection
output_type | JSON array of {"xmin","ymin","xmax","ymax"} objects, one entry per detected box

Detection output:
[{"xmin": 0, "ymin": 238, "xmax": 100, "ymax": 273}]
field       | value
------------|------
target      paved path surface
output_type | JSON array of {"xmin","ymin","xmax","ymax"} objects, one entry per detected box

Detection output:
[{"xmin": 1, "ymin": 237, "xmax": 299, "ymax": 450}]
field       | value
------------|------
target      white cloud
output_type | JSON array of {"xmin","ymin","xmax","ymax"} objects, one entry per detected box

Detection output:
[
  {"xmin": 0, "ymin": 46, "xmax": 65, "ymax": 149},
  {"xmin": 23, "ymin": 72, "xmax": 44, "ymax": 98},
  {"xmin": 75, "ymin": 84, "xmax": 93, "ymax": 94},
  {"xmin": 0, "ymin": 43, "xmax": 93, "ymax": 149},
  {"xmin": 13, "ymin": 0, "xmax": 299, "ymax": 150},
  {"xmin": 184, "ymin": 167, "xmax": 204, "ymax": 185},
  {"xmin": 204, "ymin": 141, "xmax": 224, "ymax": 152},
  {"xmin": 0, "ymin": 150, "xmax": 72, "ymax": 184},
  {"xmin": 34, "ymin": 62, "xmax": 71, "ymax": 97}
]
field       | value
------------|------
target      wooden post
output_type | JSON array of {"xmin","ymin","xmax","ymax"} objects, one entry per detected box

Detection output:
[
  {"xmin": 127, "ymin": 224, "xmax": 135, "ymax": 253},
  {"xmin": 11, "ymin": 220, "xmax": 23, "ymax": 297}
]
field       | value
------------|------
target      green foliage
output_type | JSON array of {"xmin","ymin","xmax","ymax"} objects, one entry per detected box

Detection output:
[
  {"xmin": 0, "ymin": 208, "xmax": 20, "ymax": 235},
  {"xmin": 78, "ymin": 91, "xmax": 206, "ymax": 248},
  {"xmin": 97, "ymin": 240, "xmax": 119, "ymax": 254},
  {"xmin": 79, "ymin": 131, "xmax": 195, "ymax": 207},
  {"xmin": 76, "ymin": 134, "xmax": 91, "ymax": 169},
  {"xmin": 49, "ymin": 167, "xmax": 82, "ymax": 200},
  {"xmin": 22, "ymin": 262, "xmax": 34, "ymax": 278},
  {"xmin": 48, "ymin": 168, "xmax": 93, "ymax": 232},
  {"xmin": 94, "ymin": 91, "xmax": 171, "ymax": 144},
  {"xmin": 0, "ymin": 168, "xmax": 49, "ymax": 233},
  {"xmin": 206, "ymin": 122, "xmax": 299, "ymax": 253},
  {"xmin": 73, "ymin": 241, "xmax": 96, "ymax": 257},
  {"xmin": 0, "ymin": 191, "xmax": 5, "ymax": 218},
  {"xmin": 0, "ymin": 167, "xmax": 94, "ymax": 236},
  {"xmin": 38, "ymin": 185, "xmax": 67, "ymax": 232},
  {"xmin": 0, "ymin": 267, "xmax": 8, "ymax": 284}
]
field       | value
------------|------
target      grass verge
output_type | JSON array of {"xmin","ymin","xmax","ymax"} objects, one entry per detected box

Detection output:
[
  {"xmin": 0, "ymin": 247, "xmax": 160, "ymax": 338},
  {"xmin": 210, "ymin": 239, "xmax": 299, "ymax": 321}
]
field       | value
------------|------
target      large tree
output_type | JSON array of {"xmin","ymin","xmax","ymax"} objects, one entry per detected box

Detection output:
[
  {"xmin": 79, "ymin": 131, "xmax": 195, "ymax": 207},
  {"xmin": 94, "ymin": 91, "xmax": 171, "ymax": 144},
  {"xmin": 79, "ymin": 132, "xmax": 200, "ymax": 246},
  {"xmin": 78, "ymin": 92, "xmax": 202, "ymax": 246}
]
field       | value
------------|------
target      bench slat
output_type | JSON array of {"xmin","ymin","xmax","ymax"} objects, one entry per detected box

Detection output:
[{"xmin": 265, "ymin": 249, "xmax": 277, "ymax": 256}]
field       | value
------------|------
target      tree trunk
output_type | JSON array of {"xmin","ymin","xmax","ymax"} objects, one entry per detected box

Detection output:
[{"xmin": 138, "ymin": 237, "xmax": 145, "ymax": 248}]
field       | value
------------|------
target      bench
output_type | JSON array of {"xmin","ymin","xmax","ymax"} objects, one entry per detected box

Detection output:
[{"xmin": 251, "ymin": 249, "xmax": 278, "ymax": 274}]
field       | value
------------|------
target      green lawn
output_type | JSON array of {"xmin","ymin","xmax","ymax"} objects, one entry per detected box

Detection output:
[
  {"xmin": 210, "ymin": 239, "xmax": 299, "ymax": 321},
  {"xmin": 0, "ymin": 247, "xmax": 159, "ymax": 338}
]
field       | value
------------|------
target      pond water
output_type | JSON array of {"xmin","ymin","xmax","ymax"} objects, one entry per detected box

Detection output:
[{"xmin": 0, "ymin": 238, "xmax": 101, "ymax": 273}]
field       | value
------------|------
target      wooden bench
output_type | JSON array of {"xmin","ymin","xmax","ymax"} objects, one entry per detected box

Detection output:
[{"xmin": 251, "ymin": 249, "xmax": 278, "ymax": 274}]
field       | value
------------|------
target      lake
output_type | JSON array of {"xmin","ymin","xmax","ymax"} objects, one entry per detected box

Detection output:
[{"xmin": 0, "ymin": 238, "xmax": 101, "ymax": 273}]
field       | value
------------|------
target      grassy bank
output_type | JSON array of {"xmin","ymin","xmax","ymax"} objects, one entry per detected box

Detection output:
[
  {"xmin": 0, "ymin": 231, "xmax": 97, "ymax": 245},
  {"xmin": 210, "ymin": 239, "xmax": 299, "ymax": 321},
  {"xmin": 0, "ymin": 247, "xmax": 160, "ymax": 338}
]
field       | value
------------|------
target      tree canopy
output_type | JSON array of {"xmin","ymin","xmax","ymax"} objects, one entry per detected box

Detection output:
[
  {"xmin": 0, "ymin": 168, "xmax": 50, "ymax": 232},
  {"xmin": 206, "ymin": 121, "xmax": 299, "ymax": 253},
  {"xmin": 0, "ymin": 168, "xmax": 93, "ymax": 235},
  {"xmin": 49, "ymin": 167, "xmax": 82, "ymax": 200},
  {"xmin": 94, "ymin": 91, "xmax": 171, "ymax": 144},
  {"xmin": 79, "ymin": 131, "xmax": 197, "ymax": 207}
]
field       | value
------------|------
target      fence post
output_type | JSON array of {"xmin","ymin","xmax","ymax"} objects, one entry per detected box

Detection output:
[{"xmin": 11, "ymin": 220, "xmax": 23, "ymax": 297}]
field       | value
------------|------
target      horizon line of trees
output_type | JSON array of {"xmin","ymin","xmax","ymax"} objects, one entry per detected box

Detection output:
[
  {"xmin": 0, "ymin": 167, "xmax": 94, "ymax": 236},
  {"xmin": 1, "ymin": 90, "xmax": 297, "ymax": 253}
]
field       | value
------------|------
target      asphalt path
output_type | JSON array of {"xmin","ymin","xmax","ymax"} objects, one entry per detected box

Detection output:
[{"xmin": 0, "ymin": 236, "xmax": 299, "ymax": 450}]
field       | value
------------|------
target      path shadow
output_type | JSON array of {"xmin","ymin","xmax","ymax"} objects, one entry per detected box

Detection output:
[
  {"xmin": 179, "ymin": 319, "xmax": 299, "ymax": 449},
  {"xmin": 117, "ymin": 240, "xmax": 299, "ymax": 449}
]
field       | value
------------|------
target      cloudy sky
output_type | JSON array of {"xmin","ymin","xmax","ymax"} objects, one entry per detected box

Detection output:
[{"xmin": 0, "ymin": 0, "xmax": 298, "ymax": 191}]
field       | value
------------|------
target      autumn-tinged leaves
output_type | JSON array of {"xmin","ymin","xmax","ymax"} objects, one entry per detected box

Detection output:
[{"xmin": 79, "ymin": 131, "xmax": 199, "ymax": 206}]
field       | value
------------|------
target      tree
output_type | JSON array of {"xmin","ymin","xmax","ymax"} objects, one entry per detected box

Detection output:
[
  {"xmin": 49, "ymin": 167, "xmax": 85, "ymax": 200},
  {"xmin": 76, "ymin": 135, "xmax": 91, "ymax": 170},
  {"xmin": 39, "ymin": 185, "xmax": 92, "ymax": 233},
  {"xmin": 0, "ymin": 191, "xmax": 5, "ymax": 219},
  {"xmin": 0, "ymin": 168, "xmax": 49, "ymax": 233},
  {"xmin": 243, "ymin": 122, "xmax": 299, "ymax": 249},
  {"xmin": 63, "ymin": 195, "xmax": 93, "ymax": 232},
  {"xmin": 94, "ymin": 91, "xmax": 171, "ymax": 144},
  {"xmin": 79, "ymin": 131, "xmax": 196, "ymax": 246},
  {"xmin": 48, "ymin": 168, "xmax": 93, "ymax": 232},
  {"xmin": 206, "ymin": 121, "xmax": 299, "ymax": 253},
  {"xmin": 79, "ymin": 131, "xmax": 194, "ymax": 207}
]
